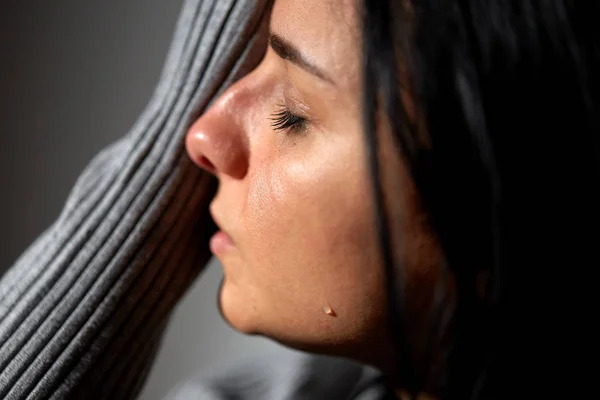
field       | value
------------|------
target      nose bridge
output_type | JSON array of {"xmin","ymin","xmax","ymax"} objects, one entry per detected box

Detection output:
[{"xmin": 186, "ymin": 80, "xmax": 250, "ymax": 179}]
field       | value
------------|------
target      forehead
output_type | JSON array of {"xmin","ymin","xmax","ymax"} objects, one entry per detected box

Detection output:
[{"xmin": 270, "ymin": 0, "xmax": 361, "ymax": 88}]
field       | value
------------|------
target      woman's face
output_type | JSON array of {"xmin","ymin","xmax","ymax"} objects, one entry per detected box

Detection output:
[{"xmin": 186, "ymin": 0, "xmax": 441, "ymax": 369}]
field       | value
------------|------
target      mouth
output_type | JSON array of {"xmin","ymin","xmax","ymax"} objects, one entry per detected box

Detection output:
[{"xmin": 209, "ymin": 204, "xmax": 235, "ymax": 255}]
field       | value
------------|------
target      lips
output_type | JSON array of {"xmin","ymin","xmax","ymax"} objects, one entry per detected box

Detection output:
[{"xmin": 210, "ymin": 230, "xmax": 235, "ymax": 254}]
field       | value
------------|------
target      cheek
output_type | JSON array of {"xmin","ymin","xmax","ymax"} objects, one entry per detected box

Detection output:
[{"xmin": 229, "ymin": 139, "xmax": 388, "ymax": 347}]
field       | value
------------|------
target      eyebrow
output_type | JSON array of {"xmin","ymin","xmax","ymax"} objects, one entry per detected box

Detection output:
[{"xmin": 268, "ymin": 32, "xmax": 334, "ymax": 84}]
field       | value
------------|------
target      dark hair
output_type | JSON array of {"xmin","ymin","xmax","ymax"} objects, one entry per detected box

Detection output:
[{"xmin": 362, "ymin": 1, "xmax": 599, "ymax": 398}]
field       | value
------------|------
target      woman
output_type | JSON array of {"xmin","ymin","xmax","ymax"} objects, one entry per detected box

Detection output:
[{"xmin": 0, "ymin": 0, "xmax": 595, "ymax": 399}]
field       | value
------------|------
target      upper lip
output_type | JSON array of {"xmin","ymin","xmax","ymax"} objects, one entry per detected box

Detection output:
[{"xmin": 209, "ymin": 203, "xmax": 233, "ymax": 240}]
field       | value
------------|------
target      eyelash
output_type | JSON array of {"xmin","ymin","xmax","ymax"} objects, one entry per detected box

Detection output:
[{"xmin": 270, "ymin": 104, "xmax": 308, "ymax": 134}]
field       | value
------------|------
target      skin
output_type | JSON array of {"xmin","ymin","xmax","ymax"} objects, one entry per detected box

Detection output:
[{"xmin": 185, "ymin": 0, "xmax": 446, "ymax": 394}]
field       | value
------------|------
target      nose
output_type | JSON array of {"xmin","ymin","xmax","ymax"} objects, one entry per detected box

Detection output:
[{"xmin": 185, "ymin": 84, "xmax": 250, "ymax": 179}]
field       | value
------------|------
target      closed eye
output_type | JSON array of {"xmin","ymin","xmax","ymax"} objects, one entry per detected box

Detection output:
[{"xmin": 270, "ymin": 105, "xmax": 308, "ymax": 133}]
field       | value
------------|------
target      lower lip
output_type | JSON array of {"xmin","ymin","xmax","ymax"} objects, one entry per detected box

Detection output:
[{"xmin": 210, "ymin": 230, "xmax": 235, "ymax": 254}]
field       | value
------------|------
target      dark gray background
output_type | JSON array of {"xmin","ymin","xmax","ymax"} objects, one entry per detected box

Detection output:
[{"xmin": 0, "ymin": 1, "xmax": 291, "ymax": 399}]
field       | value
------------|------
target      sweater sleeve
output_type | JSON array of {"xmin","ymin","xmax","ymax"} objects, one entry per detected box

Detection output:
[
  {"xmin": 0, "ymin": 1, "xmax": 272, "ymax": 399},
  {"xmin": 164, "ymin": 354, "xmax": 391, "ymax": 400}
]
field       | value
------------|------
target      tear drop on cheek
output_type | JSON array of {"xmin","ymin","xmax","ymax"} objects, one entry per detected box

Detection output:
[{"xmin": 323, "ymin": 306, "xmax": 337, "ymax": 317}]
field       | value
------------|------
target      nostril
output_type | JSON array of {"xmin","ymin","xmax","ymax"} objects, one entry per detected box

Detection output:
[
  {"xmin": 199, "ymin": 155, "xmax": 216, "ymax": 173},
  {"xmin": 185, "ymin": 133, "xmax": 215, "ymax": 173}
]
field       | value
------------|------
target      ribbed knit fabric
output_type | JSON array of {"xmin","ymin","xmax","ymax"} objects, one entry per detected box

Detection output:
[{"xmin": 0, "ymin": 1, "xmax": 272, "ymax": 399}]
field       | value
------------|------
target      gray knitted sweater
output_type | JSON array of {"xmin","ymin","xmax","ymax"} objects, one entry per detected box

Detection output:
[{"xmin": 0, "ymin": 0, "xmax": 390, "ymax": 399}]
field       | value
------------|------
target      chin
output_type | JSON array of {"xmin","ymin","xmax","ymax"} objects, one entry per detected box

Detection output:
[{"xmin": 217, "ymin": 278, "xmax": 261, "ymax": 335}]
